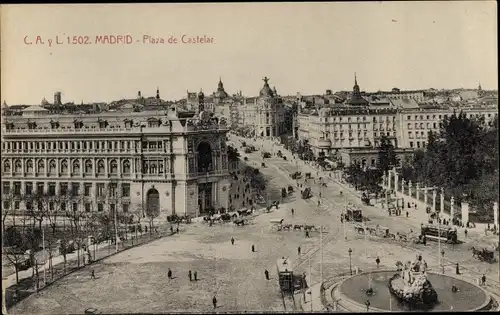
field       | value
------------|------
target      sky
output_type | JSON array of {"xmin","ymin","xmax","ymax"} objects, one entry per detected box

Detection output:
[{"xmin": 1, "ymin": 2, "xmax": 497, "ymax": 105}]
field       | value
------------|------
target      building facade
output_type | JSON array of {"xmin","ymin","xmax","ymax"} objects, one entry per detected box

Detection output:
[
  {"xmin": 238, "ymin": 77, "xmax": 286, "ymax": 137},
  {"xmin": 1, "ymin": 102, "xmax": 231, "ymax": 221}
]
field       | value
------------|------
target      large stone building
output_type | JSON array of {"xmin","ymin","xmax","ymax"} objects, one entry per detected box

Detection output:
[
  {"xmin": 237, "ymin": 77, "xmax": 286, "ymax": 137},
  {"xmin": 296, "ymin": 76, "xmax": 498, "ymax": 166},
  {"xmin": 1, "ymin": 97, "xmax": 231, "ymax": 221}
]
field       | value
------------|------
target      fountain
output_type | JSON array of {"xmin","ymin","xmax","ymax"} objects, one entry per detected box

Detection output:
[
  {"xmin": 388, "ymin": 255, "xmax": 438, "ymax": 310},
  {"xmin": 332, "ymin": 255, "xmax": 492, "ymax": 312}
]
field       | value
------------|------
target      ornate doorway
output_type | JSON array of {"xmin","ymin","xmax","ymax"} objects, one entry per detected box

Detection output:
[
  {"xmin": 198, "ymin": 183, "xmax": 213, "ymax": 214},
  {"xmin": 146, "ymin": 188, "xmax": 160, "ymax": 218}
]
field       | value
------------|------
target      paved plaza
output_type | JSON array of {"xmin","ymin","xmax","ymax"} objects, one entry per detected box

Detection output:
[{"xmin": 8, "ymin": 135, "xmax": 499, "ymax": 314}]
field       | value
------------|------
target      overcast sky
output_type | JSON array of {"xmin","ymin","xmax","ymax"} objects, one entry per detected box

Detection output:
[{"xmin": 1, "ymin": 2, "xmax": 497, "ymax": 104}]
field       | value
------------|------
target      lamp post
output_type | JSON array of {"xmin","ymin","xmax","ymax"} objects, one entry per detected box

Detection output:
[
  {"xmin": 441, "ymin": 250, "xmax": 445, "ymax": 274},
  {"xmin": 348, "ymin": 248, "xmax": 353, "ymax": 275}
]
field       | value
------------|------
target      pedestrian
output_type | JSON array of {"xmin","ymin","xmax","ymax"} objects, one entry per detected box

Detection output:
[
  {"xmin": 252, "ymin": 244, "xmax": 255, "ymax": 252},
  {"xmin": 305, "ymin": 230, "xmax": 310, "ymax": 238},
  {"xmin": 189, "ymin": 270, "xmax": 192, "ymax": 281},
  {"xmin": 406, "ymin": 211, "xmax": 409, "ymax": 218},
  {"xmin": 455, "ymin": 263, "xmax": 460, "ymax": 275},
  {"xmin": 176, "ymin": 226, "xmax": 179, "ymax": 234},
  {"xmin": 317, "ymin": 200, "xmax": 321, "ymax": 207},
  {"xmin": 212, "ymin": 296, "xmax": 217, "ymax": 309},
  {"xmin": 91, "ymin": 270, "xmax": 96, "ymax": 280},
  {"xmin": 408, "ymin": 202, "xmax": 411, "ymax": 208},
  {"xmin": 170, "ymin": 226, "xmax": 173, "ymax": 234},
  {"xmin": 414, "ymin": 203, "xmax": 417, "ymax": 209},
  {"xmin": 291, "ymin": 208, "xmax": 294, "ymax": 216},
  {"xmin": 231, "ymin": 237, "xmax": 235, "ymax": 245},
  {"xmin": 481, "ymin": 274, "xmax": 486, "ymax": 286},
  {"xmin": 365, "ymin": 300, "xmax": 371, "ymax": 312},
  {"xmin": 168, "ymin": 268, "xmax": 172, "ymax": 279},
  {"xmin": 298, "ymin": 246, "xmax": 301, "ymax": 255},
  {"xmin": 376, "ymin": 256, "xmax": 380, "ymax": 268},
  {"xmin": 194, "ymin": 271, "xmax": 198, "ymax": 281},
  {"xmin": 264, "ymin": 269, "xmax": 269, "ymax": 280},
  {"xmin": 464, "ymin": 229, "xmax": 468, "ymax": 238}
]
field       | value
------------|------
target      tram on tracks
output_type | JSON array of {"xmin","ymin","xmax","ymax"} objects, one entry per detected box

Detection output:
[
  {"xmin": 276, "ymin": 257, "xmax": 294, "ymax": 293},
  {"xmin": 420, "ymin": 224, "xmax": 458, "ymax": 244}
]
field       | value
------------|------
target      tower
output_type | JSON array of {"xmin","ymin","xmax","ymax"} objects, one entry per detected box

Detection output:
[
  {"xmin": 54, "ymin": 92, "xmax": 62, "ymax": 107},
  {"xmin": 197, "ymin": 89, "xmax": 205, "ymax": 114},
  {"xmin": 353, "ymin": 73, "xmax": 361, "ymax": 97}
]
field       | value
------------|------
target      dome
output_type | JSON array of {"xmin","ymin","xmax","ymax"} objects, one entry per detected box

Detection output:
[{"xmin": 260, "ymin": 77, "xmax": 274, "ymax": 98}]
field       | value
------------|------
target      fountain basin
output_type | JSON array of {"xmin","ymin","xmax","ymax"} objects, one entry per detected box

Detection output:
[{"xmin": 337, "ymin": 270, "xmax": 490, "ymax": 312}]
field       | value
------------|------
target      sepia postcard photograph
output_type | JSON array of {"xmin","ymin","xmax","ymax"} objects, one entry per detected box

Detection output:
[{"xmin": 0, "ymin": 1, "xmax": 498, "ymax": 314}]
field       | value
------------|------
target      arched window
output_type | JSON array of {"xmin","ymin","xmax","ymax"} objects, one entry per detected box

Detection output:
[
  {"xmin": 26, "ymin": 160, "xmax": 33, "ymax": 173},
  {"xmin": 61, "ymin": 160, "xmax": 68, "ymax": 173},
  {"xmin": 37, "ymin": 160, "xmax": 45, "ymax": 173},
  {"xmin": 110, "ymin": 159, "xmax": 118, "ymax": 174},
  {"xmin": 197, "ymin": 142, "xmax": 213, "ymax": 173},
  {"xmin": 14, "ymin": 160, "xmax": 22, "ymax": 173},
  {"xmin": 49, "ymin": 160, "xmax": 56, "ymax": 174},
  {"xmin": 84, "ymin": 160, "xmax": 92, "ymax": 173},
  {"xmin": 122, "ymin": 160, "xmax": 131, "ymax": 174},
  {"xmin": 150, "ymin": 162, "xmax": 157, "ymax": 174},
  {"xmin": 97, "ymin": 160, "xmax": 105, "ymax": 174},
  {"xmin": 3, "ymin": 160, "xmax": 11, "ymax": 173},
  {"xmin": 73, "ymin": 160, "xmax": 80, "ymax": 174}
]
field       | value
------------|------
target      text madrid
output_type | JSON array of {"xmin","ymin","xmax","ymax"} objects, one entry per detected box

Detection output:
[{"xmin": 24, "ymin": 34, "xmax": 215, "ymax": 45}]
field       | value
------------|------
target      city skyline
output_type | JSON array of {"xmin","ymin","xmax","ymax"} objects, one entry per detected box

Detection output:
[{"xmin": 1, "ymin": 2, "xmax": 497, "ymax": 104}]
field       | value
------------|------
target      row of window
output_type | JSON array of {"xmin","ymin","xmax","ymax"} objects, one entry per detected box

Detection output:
[
  {"xmin": 409, "ymin": 141, "xmax": 427, "ymax": 149},
  {"xmin": 3, "ymin": 181, "xmax": 131, "ymax": 198},
  {"xmin": 1, "ymin": 140, "xmax": 168, "ymax": 152},
  {"xmin": 406, "ymin": 113, "xmax": 494, "ymax": 121},
  {"xmin": 3, "ymin": 158, "xmax": 132, "ymax": 175},
  {"xmin": 407, "ymin": 122, "xmax": 440, "ymax": 130},
  {"xmin": 4, "ymin": 118, "xmax": 168, "ymax": 131},
  {"xmin": 408, "ymin": 131, "xmax": 428, "ymax": 139}
]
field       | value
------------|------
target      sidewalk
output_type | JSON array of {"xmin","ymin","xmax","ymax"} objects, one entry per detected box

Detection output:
[{"xmin": 299, "ymin": 282, "xmax": 325, "ymax": 312}]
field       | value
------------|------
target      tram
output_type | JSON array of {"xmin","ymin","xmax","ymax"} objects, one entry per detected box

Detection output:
[
  {"xmin": 420, "ymin": 224, "xmax": 458, "ymax": 244},
  {"xmin": 276, "ymin": 257, "xmax": 294, "ymax": 293}
]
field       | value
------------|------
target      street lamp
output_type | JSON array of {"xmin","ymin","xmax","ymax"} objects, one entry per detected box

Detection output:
[
  {"xmin": 348, "ymin": 248, "xmax": 353, "ymax": 275},
  {"xmin": 441, "ymin": 250, "xmax": 445, "ymax": 274}
]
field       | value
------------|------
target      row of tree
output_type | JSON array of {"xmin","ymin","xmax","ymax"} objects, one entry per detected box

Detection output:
[
  {"xmin": 279, "ymin": 136, "xmax": 315, "ymax": 161},
  {"xmin": 1, "ymin": 187, "xmax": 157, "ymax": 286}
]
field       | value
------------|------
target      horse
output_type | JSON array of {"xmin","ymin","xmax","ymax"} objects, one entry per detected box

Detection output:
[
  {"xmin": 282, "ymin": 224, "xmax": 293, "ymax": 231},
  {"xmin": 293, "ymin": 224, "xmax": 303, "ymax": 231}
]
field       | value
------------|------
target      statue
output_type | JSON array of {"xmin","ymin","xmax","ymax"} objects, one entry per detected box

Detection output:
[{"xmin": 389, "ymin": 255, "xmax": 438, "ymax": 309}]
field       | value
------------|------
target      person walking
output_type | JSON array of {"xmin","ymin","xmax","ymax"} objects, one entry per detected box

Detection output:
[
  {"xmin": 168, "ymin": 268, "xmax": 172, "ymax": 279},
  {"xmin": 291, "ymin": 208, "xmax": 294, "ymax": 216},
  {"xmin": 170, "ymin": 226, "xmax": 174, "ymax": 234},
  {"xmin": 189, "ymin": 270, "xmax": 192, "ymax": 281},
  {"xmin": 455, "ymin": 263, "xmax": 460, "ymax": 275},
  {"xmin": 176, "ymin": 226, "xmax": 179, "ymax": 234},
  {"xmin": 91, "ymin": 270, "xmax": 96, "ymax": 280},
  {"xmin": 251, "ymin": 244, "xmax": 255, "ymax": 252},
  {"xmin": 464, "ymin": 229, "xmax": 468, "ymax": 238},
  {"xmin": 212, "ymin": 296, "xmax": 217, "ymax": 309},
  {"xmin": 376, "ymin": 256, "xmax": 380, "ymax": 268},
  {"xmin": 231, "ymin": 237, "xmax": 235, "ymax": 245},
  {"xmin": 264, "ymin": 269, "xmax": 269, "ymax": 280},
  {"xmin": 406, "ymin": 211, "xmax": 409, "ymax": 218},
  {"xmin": 298, "ymin": 246, "xmax": 301, "ymax": 256},
  {"xmin": 481, "ymin": 274, "xmax": 486, "ymax": 286},
  {"xmin": 194, "ymin": 271, "xmax": 198, "ymax": 281}
]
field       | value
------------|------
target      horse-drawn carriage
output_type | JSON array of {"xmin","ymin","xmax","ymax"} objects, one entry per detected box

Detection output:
[
  {"xmin": 234, "ymin": 218, "xmax": 247, "ymax": 226},
  {"xmin": 471, "ymin": 247, "xmax": 496, "ymax": 263},
  {"xmin": 237, "ymin": 208, "xmax": 253, "ymax": 216},
  {"xmin": 344, "ymin": 205, "xmax": 363, "ymax": 222},
  {"xmin": 370, "ymin": 225, "xmax": 394, "ymax": 239},
  {"xmin": 266, "ymin": 201, "xmax": 280, "ymax": 211}
]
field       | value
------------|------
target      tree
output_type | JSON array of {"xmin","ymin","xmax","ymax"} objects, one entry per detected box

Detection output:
[
  {"xmin": 377, "ymin": 135, "xmax": 397, "ymax": 174},
  {"xmin": 227, "ymin": 145, "xmax": 240, "ymax": 162}
]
